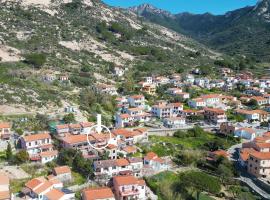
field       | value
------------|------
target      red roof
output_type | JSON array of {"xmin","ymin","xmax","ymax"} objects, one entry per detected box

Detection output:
[
  {"xmin": 23, "ymin": 133, "xmax": 51, "ymax": 142},
  {"xmin": 0, "ymin": 122, "xmax": 10, "ymax": 129},
  {"xmin": 82, "ymin": 187, "xmax": 114, "ymax": 200}
]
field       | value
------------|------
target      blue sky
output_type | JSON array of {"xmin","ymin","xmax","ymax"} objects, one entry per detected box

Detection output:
[{"xmin": 102, "ymin": 0, "xmax": 258, "ymax": 15}]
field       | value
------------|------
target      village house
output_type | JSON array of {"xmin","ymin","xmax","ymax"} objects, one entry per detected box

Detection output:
[
  {"xmin": 141, "ymin": 84, "xmax": 156, "ymax": 95},
  {"xmin": 175, "ymin": 92, "xmax": 190, "ymax": 99},
  {"xmin": 60, "ymin": 133, "xmax": 117, "ymax": 160},
  {"xmin": 239, "ymin": 148, "xmax": 257, "ymax": 167},
  {"xmin": 144, "ymin": 152, "xmax": 167, "ymax": 171},
  {"xmin": 82, "ymin": 187, "xmax": 115, "ymax": 200},
  {"xmin": 234, "ymin": 128, "xmax": 256, "ymax": 140},
  {"xmin": 151, "ymin": 101, "xmax": 183, "ymax": 119},
  {"xmin": 127, "ymin": 157, "xmax": 144, "ymax": 177},
  {"xmin": 113, "ymin": 175, "xmax": 146, "ymax": 200},
  {"xmin": 180, "ymin": 109, "xmax": 200, "ymax": 117},
  {"xmin": 59, "ymin": 75, "xmax": 69, "ymax": 82},
  {"xmin": 167, "ymin": 88, "xmax": 182, "ymax": 95},
  {"xmin": 56, "ymin": 122, "xmax": 96, "ymax": 136},
  {"xmin": 247, "ymin": 152, "xmax": 270, "ymax": 178},
  {"xmin": 251, "ymin": 96, "xmax": 268, "ymax": 106},
  {"xmin": 0, "ymin": 122, "xmax": 11, "ymax": 140},
  {"xmin": 60, "ymin": 135, "xmax": 97, "ymax": 159},
  {"xmin": 201, "ymin": 94, "xmax": 222, "ymax": 107},
  {"xmin": 96, "ymin": 83, "xmax": 118, "ymax": 96},
  {"xmin": 93, "ymin": 158, "xmax": 131, "ymax": 178},
  {"xmin": 106, "ymin": 144, "xmax": 118, "ymax": 160},
  {"xmin": 219, "ymin": 122, "xmax": 237, "ymax": 135},
  {"xmin": 188, "ymin": 98, "xmax": 206, "ymax": 109},
  {"xmin": 154, "ymin": 76, "xmax": 170, "ymax": 85},
  {"xmin": 55, "ymin": 124, "xmax": 69, "ymax": 136},
  {"xmin": 112, "ymin": 128, "xmax": 148, "ymax": 146},
  {"xmin": 23, "ymin": 176, "xmax": 74, "ymax": 200},
  {"xmin": 127, "ymin": 95, "xmax": 145, "ymax": 108},
  {"xmin": 52, "ymin": 166, "xmax": 72, "ymax": 183},
  {"xmin": 163, "ymin": 117, "xmax": 186, "ymax": 128},
  {"xmin": 115, "ymin": 114, "xmax": 135, "ymax": 128},
  {"xmin": 0, "ymin": 173, "xmax": 11, "ymax": 200},
  {"xmin": 125, "ymin": 108, "xmax": 151, "ymax": 123},
  {"xmin": 19, "ymin": 133, "xmax": 58, "ymax": 164},
  {"xmin": 43, "ymin": 74, "xmax": 56, "ymax": 83},
  {"xmin": 235, "ymin": 109, "xmax": 269, "ymax": 122},
  {"xmin": 204, "ymin": 108, "xmax": 227, "ymax": 124}
]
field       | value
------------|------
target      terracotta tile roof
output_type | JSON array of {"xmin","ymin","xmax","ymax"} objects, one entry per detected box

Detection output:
[
  {"xmin": 128, "ymin": 157, "xmax": 143, "ymax": 163},
  {"xmin": 113, "ymin": 175, "xmax": 145, "ymax": 186},
  {"xmin": 144, "ymin": 152, "xmax": 158, "ymax": 160},
  {"xmin": 112, "ymin": 129, "xmax": 135, "ymax": 138},
  {"xmin": 130, "ymin": 95, "xmax": 144, "ymax": 99},
  {"xmin": 80, "ymin": 122, "xmax": 95, "ymax": 128},
  {"xmin": 251, "ymin": 96, "xmax": 267, "ymax": 101},
  {"xmin": 204, "ymin": 107, "xmax": 225, "ymax": 114},
  {"xmin": 0, "ymin": 173, "xmax": 9, "ymax": 185},
  {"xmin": 168, "ymin": 102, "xmax": 183, "ymax": 107},
  {"xmin": 39, "ymin": 150, "xmax": 58, "ymax": 157},
  {"xmin": 33, "ymin": 181, "xmax": 52, "ymax": 194},
  {"xmin": 119, "ymin": 114, "xmax": 131, "ymax": 119},
  {"xmin": 123, "ymin": 146, "xmax": 137, "ymax": 154},
  {"xmin": 0, "ymin": 122, "xmax": 10, "ymax": 129},
  {"xmin": 53, "ymin": 166, "xmax": 71, "ymax": 175},
  {"xmin": 115, "ymin": 158, "xmax": 129, "ymax": 166},
  {"xmin": 106, "ymin": 144, "xmax": 117, "ymax": 149},
  {"xmin": 69, "ymin": 124, "xmax": 81, "ymax": 129},
  {"xmin": 191, "ymin": 98, "xmax": 204, "ymax": 103},
  {"xmin": 82, "ymin": 187, "xmax": 114, "ymax": 200},
  {"xmin": 240, "ymin": 148, "xmax": 256, "ymax": 161},
  {"xmin": 61, "ymin": 134, "xmax": 88, "ymax": 144},
  {"xmin": 23, "ymin": 133, "xmax": 51, "ymax": 142},
  {"xmin": 56, "ymin": 124, "xmax": 69, "ymax": 129},
  {"xmin": 255, "ymin": 142, "xmax": 270, "ymax": 148},
  {"xmin": 45, "ymin": 189, "xmax": 64, "ymax": 200},
  {"xmin": 249, "ymin": 152, "xmax": 270, "ymax": 160},
  {"xmin": 25, "ymin": 177, "xmax": 45, "ymax": 190},
  {"xmin": 128, "ymin": 107, "xmax": 143, "ymax": 112},
  {"xmin": 201, "ymin": 94, "xmax": 222, "ymax": 99},
  {"xmin": 0, "ymin": 191, "xmax": 10, "ymax": 199}
]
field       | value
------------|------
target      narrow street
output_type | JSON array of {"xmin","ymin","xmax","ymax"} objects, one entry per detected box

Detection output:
[{"xmin": 236, "ymin": 176, "xmax": 270, "ymax": 199}]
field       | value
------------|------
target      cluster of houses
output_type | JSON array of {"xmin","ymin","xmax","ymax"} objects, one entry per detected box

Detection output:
[
  {"xmin": 1, "ymin": 119, "xmax": 170, "ymax": 200},
  {"xmin": 22, "ymin": 166, "xmax": 74, "ymax": 200},
  {"xmin": 238, "ymin": 132, "xmax": 270, "ymax": 179}
]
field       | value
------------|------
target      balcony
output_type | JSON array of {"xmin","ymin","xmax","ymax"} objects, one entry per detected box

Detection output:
[{"xmin": 120, "ymin": 189, "xmax": 140, "ymax": 197}]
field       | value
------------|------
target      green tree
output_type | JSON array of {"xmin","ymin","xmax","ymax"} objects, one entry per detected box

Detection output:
[
  {"xmin": 63, "ymin": 113, "xmax": 75, "ymax": 124},
  {"xmin": 24, "ymin": 53, "xmax": 46, "ymax": 68},
  {"xmin": 6, "ymin": 143, "xmax": 13, "ymax": 162},
  {"xmin": 177, "ymin": 171, "xmax": 221, "ymax": 200},
  {"xmin": 14, "ymin": 150, "xmax": 29, "ymax": 164}
]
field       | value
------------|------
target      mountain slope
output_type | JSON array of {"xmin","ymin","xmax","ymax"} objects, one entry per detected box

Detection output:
[
  {"xmin": 0, "ymin": 0, "xmax": 220, "ymax": 117},
  {"xmin": 129, "ymin": 0, "xmax": 270, "ymax": 61}
]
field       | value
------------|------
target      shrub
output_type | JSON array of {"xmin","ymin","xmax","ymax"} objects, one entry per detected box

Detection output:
[{"xmin": 24, "ymin": 53, "xmax": 46, "ymax": 68}]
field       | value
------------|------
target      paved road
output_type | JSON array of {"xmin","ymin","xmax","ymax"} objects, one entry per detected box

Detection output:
[
  {"xmin": 236, "ymin": 176, "xmax": 270, "ymax": 199},
  {"xmin": 227, "ymin": 143, "xmax": 242, "ymax": 161}
]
